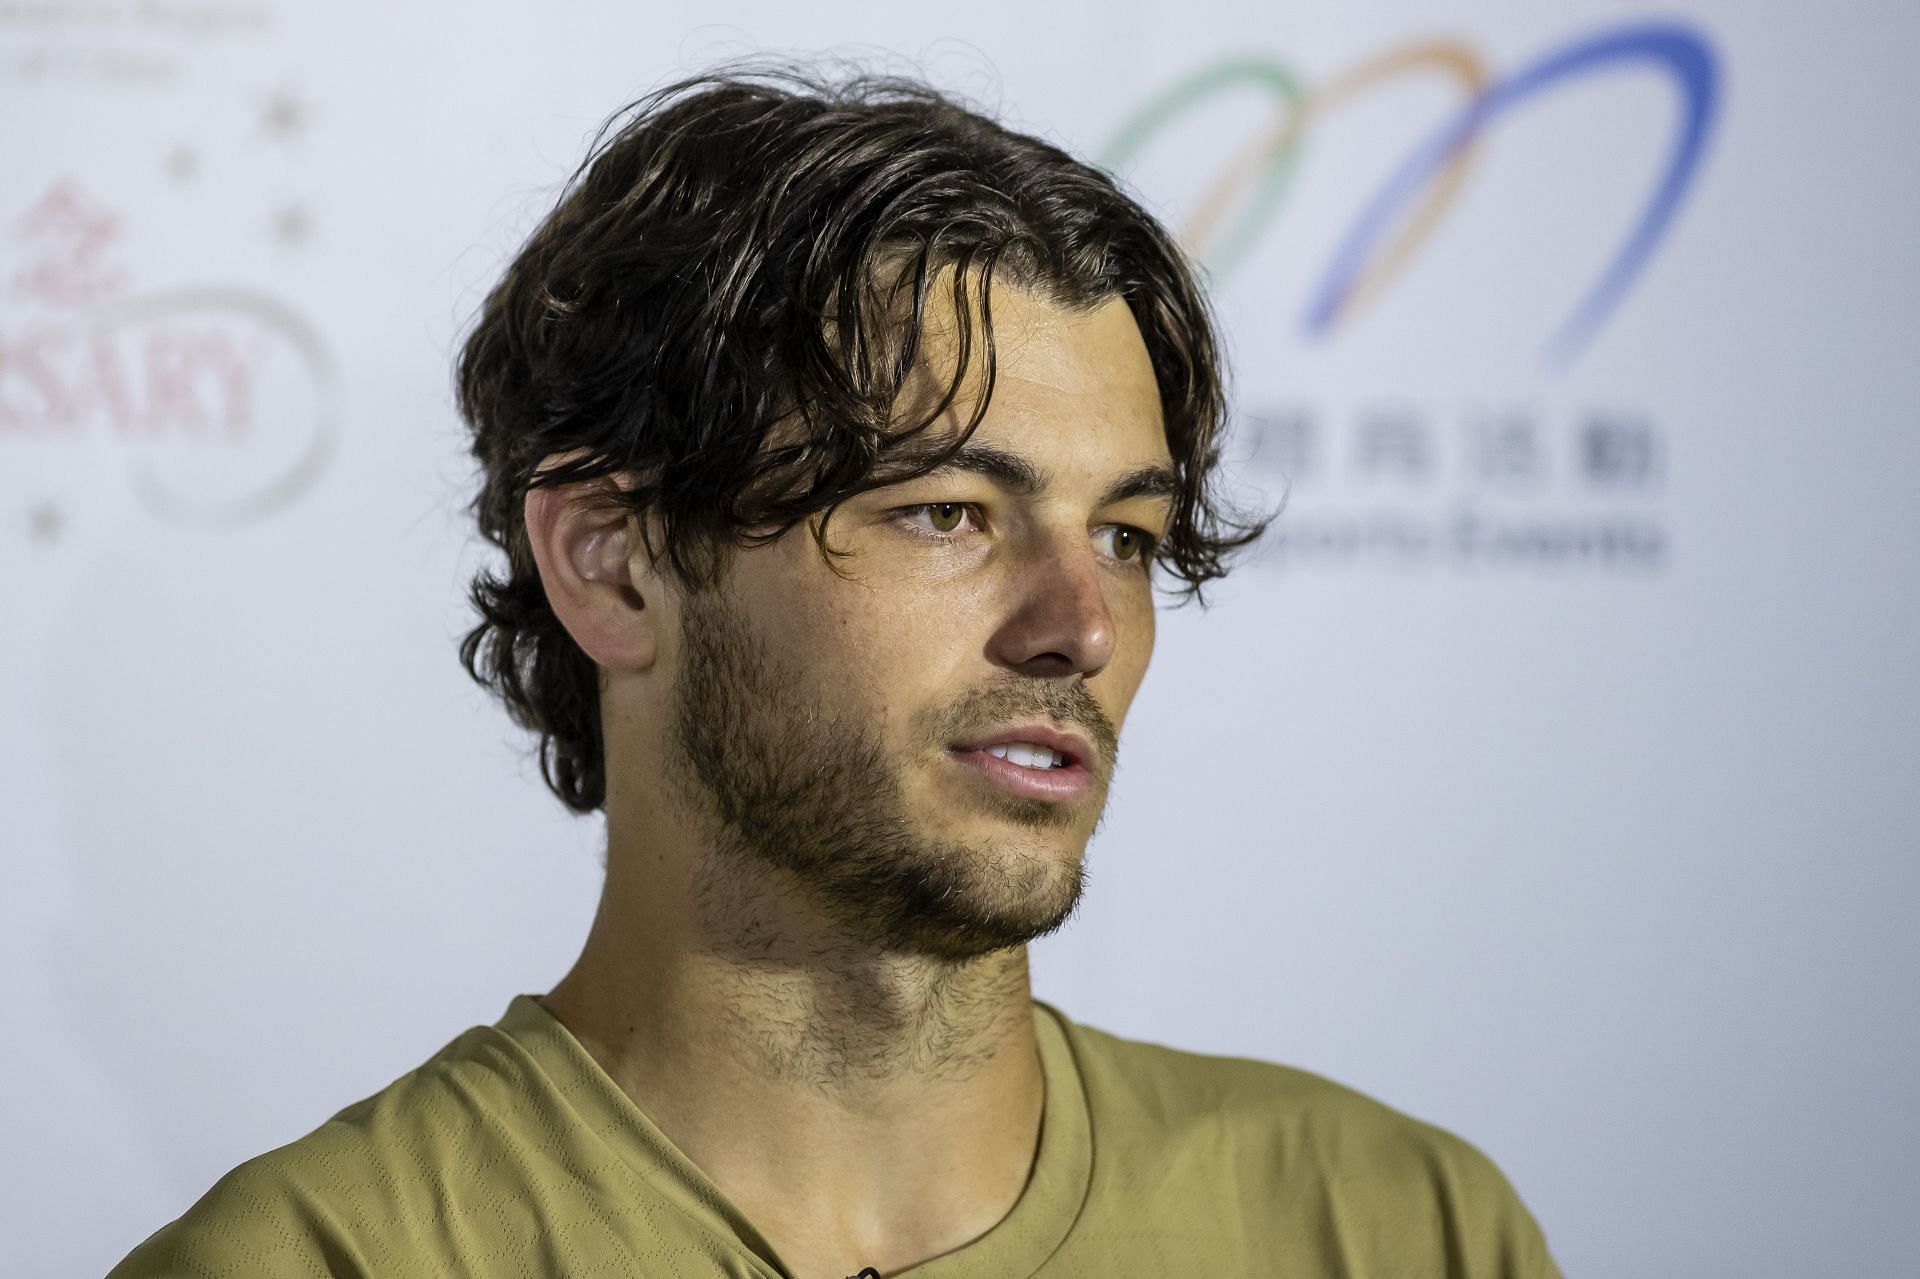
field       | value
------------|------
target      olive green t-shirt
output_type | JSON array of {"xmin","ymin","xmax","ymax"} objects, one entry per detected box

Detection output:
[{"xmin": 108, "ymin": 995, "xmax": 1563, "ymax": 1277}]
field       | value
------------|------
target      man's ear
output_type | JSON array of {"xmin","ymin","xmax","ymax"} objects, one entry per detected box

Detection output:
[{"xmin": 522, "ymin": 461, "xmax": 669, "ymax": 675}]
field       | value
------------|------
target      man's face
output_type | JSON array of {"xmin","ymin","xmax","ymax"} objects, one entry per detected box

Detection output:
[{"xmin": 664, "ymin": 284, "xmax": 1173, "ymax": 959}]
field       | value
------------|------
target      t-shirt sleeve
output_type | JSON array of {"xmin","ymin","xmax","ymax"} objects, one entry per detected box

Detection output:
[
  {"xmin": 1426, "ymin": 1125, "xmax": 1565, "ymax": 1279},
  {"xmin": 106, "ymin": 1157, "xmax": 372, "ymax": 1279}
]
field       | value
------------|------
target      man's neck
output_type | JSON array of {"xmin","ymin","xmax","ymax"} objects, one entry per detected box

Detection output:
[{"xmin": 539, "ymin": 853, "xmax": 1047, "ymax": 1279}]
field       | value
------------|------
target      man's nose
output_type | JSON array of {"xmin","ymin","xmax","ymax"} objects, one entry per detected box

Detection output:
[{"xmin": 986, "ymin": 529, "xmax": 1118, "ymax": 680}]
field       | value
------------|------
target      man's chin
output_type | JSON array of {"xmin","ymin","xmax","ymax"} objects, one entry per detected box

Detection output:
[{"xmin": 840, "ymin": 849, "xmax": 1088, "ymax": 960}]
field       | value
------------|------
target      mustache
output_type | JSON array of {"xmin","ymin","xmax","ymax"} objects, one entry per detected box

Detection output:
[{"xmin": 929, "ymin": 679, "xmax": 1119, "ymax": 770}]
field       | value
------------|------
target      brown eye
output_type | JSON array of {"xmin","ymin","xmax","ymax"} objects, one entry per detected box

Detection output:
[
  {"xmin": 1096, "ymin": 524, "xmax": 1156, "ymax": 566},
  {"xmin": 928, "ymin": 503, "xmax": 965, "ymax": 532}
]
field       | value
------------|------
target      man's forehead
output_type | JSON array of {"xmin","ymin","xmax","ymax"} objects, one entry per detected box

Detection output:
[
  {"xmin": 896, "ymin": 283, "xmax": 1170, "ymax": 470},
  {"xmin": 908, "ymin": 281, "xmax": 1151, "ymax": 381}
]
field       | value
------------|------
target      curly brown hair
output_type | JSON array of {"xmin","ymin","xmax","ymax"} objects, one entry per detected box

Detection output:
[{"xmin": 455, "ymin": 61, "xmax": 1271, "ymax": 815}]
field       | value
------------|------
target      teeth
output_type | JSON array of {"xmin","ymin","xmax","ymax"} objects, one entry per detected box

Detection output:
[{"xmin": 984, "ymin": 743, "xmax": 1067, "ymax": 769}]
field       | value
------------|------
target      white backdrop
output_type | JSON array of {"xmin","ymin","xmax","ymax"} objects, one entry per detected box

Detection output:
[{"xmin": 5, "ymin": 2, "xmax": 1917, "ymax": 1276}]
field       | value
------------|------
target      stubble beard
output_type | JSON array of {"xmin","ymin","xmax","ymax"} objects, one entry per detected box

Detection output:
[{"xmin": 666, "ymin": 580, "xmax": 1115, "ymax": 961}]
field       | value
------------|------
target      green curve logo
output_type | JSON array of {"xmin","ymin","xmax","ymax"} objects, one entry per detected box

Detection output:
[{"xmin": 1099, "ymin": 20, "xmax": 1721, "ymax": 367}]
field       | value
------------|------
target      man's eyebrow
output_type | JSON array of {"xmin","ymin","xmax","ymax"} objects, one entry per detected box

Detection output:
[
  {"xmin": 916, "ymin": 442, "xmax": 1048, "ymax": 495},
  {"xmin": 1098, "ymin": 462, "xmax": 1180, "ymax": 509},
  {"xmin": 914, "ymin": 442, "xmax": 1179, "ymax": 509}
]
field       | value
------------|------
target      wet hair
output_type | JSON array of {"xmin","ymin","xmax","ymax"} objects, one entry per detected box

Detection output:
[{"xmin": 455, "ymin": 60, "xmax": 1272, "ymax": 814}]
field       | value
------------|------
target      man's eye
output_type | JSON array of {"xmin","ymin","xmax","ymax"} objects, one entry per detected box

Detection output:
[
  {"xmin": 924, "ymin": 502, "xmax": 968, "ymax": 533},
  {"xmin": 900, "ymin": 503, "xmax": 978, "ymax": 535},
  {"xmin": 1098, "ymin": 525, "xmax": 1158, "ymax": 565}
]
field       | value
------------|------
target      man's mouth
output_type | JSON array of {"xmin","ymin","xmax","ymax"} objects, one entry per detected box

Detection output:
[
  {"xmin": 949, "ymin": 722, "xmax": 1093, "ymax": 772},
  {"xmin": 978, "ymin": 742, "xmax": 1070, "ymax": 770},
  {"xmin": 946, "ymin": 731, "xmax": 1095, "ymax": 802}
]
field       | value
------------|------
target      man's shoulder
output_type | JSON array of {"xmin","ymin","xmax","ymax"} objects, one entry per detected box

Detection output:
[
  {"xmin": 1052, "ymin": 1003, "xmax": 1450, "ymax": 1146},
  {"xmin": 1040, "ymin": 1005, "xmax": 1562, "ymax": 1275},
  {"xmin": 253, "ymin": 1021, "xmax": 531, "ymax": 1181},
  {"xmin": 1045, "ymin": 1004, "xmax": 1558, "ymax": 1267},
  {"xmin": 107, "ymin": 1023, "xmax": 546, "ymax": 1277}
]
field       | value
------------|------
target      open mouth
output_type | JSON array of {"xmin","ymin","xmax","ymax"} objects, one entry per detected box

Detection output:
[
  {"xmin": 978, "ymin": 742, "xmax": 1070, "ymax": 770},
  {"xmin": 948, "ymin": 725, "xmax": 1098, "ymax": 798}
]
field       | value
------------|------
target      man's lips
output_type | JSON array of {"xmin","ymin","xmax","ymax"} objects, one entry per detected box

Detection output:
[
  {"xmin": 947, "ymin": 722, "xmax": 1095, "ymax": 770},
  {"xmin": 944, "ymin": 721, "xmax": 1101, "ymax": 804}
]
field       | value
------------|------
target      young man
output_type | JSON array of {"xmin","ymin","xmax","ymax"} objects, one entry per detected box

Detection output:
[{"xmin": 110, "ymin": 66, "xmax": 1563, "ymax": 1278}]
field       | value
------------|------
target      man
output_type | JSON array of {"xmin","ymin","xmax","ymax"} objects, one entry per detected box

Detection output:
[{"xmin": 110, "ymin": 64, "xmax": 1563, "ymax": 1278}]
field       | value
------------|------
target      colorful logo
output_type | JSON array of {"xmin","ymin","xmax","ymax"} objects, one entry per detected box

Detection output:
[{"xmin": 1100, "ymin": 20, "xmax": 1721, "ymax": 367}]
